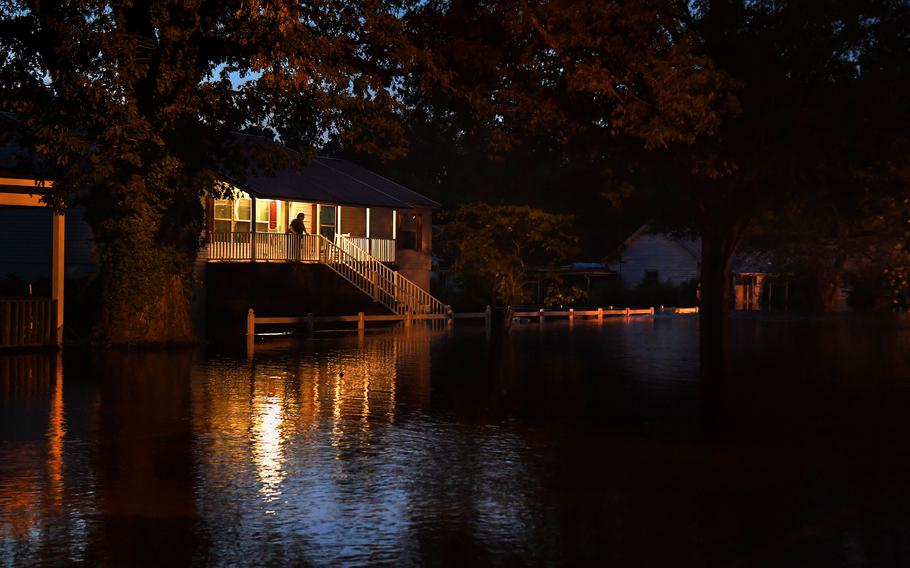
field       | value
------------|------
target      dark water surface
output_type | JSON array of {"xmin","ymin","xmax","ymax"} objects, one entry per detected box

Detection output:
[{"xmin": 3, "ymin": 316, "xmax": 910, "ymax": 566}]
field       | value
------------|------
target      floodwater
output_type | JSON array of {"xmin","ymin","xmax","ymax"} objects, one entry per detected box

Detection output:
[{"xmin": 3, "ymin": 316, "xmax": 910, "ymax": 566}]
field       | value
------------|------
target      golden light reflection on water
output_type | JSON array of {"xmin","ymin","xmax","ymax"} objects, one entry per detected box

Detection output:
[
  {"xmin": 0, "ymin": 353, "xmax": 65, "ymax": 540},
  {"xmin": 197, "ymin": 329, "xmax": 432, "ymax": 505},
  {"xmin": 251, "ymin": 394, "xmax": 285, "ymax": 502},
  {"xmin": 47, "ymin": 352, "xmax": 65, "ymax": 511}
]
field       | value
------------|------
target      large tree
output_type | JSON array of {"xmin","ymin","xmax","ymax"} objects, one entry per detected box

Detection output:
[
  {"xmin": 394, "ymin": 0, "xmax": 736, "ymax": 310},
  {"xmin": 439, "ymin": 203, "xmax": 577, "ymax": 329},
  {"xmin": 397, "ymin": 0, "xmax": 910, "ymax": 322},
  {"xmin": 651, "ymin": 0, "xmax": 910, "ymax": 319},
  {"xmin": 0, "ymin": 0, "xmax": 419, "ymax": 343}
]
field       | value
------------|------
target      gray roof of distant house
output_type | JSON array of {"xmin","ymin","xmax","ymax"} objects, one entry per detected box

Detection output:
[{"xmin": 240, "ymin": 155, "xmax": 439, "ymax": 210}]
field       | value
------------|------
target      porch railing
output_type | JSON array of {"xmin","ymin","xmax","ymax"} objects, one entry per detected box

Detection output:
[
  {"xmin": 207, "ymin": 231, "xmax": 250, "ymax": 260},
  {"xmin": 335, "ymin": 235, "xmax": 395, "ymax": 263},
  {"xmin": 254, "ymin": 233, "xmax": 321, "ymax": 262},
  {"xmin": 207, "ymin": 232, "xmax": 320, "ymax": 262},
  {"xmin": 208, "ymin": 232, "xmax": 394, "ymax": 263},
  {"xmin": 369, "ymin": 238, "xmax": 396, "ymax": 263},
  {"xmin": 1, "ymin": 298, "xmax": 56, "ymax": 348}
]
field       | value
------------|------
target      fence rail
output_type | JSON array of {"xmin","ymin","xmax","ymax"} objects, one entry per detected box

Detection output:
[
  {"xmin": 245, "ymin": 304, "xmax": 698, "ymax": 341},
  {"xmin": 1, "ymin": 298, "xmax": 56, "ymax": 348}
]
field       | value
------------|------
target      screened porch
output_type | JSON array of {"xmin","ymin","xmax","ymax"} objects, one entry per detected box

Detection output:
[{"xmin": 205, "ymin": 192, "xmax": 399, "ymax": 263}]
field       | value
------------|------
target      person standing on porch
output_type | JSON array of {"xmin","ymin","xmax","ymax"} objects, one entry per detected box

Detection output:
[{"xmin": 290, "ymin": 213, "xmax": 307, "ymax": 235}]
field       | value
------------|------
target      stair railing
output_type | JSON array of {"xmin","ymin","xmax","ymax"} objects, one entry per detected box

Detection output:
[{"xmin": 322, "ymin": 235, "xmax": 447, "ymax": 315}]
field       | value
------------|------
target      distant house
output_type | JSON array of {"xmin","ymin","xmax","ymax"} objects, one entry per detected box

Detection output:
[
  {"xmin": 612, "ymin": 225, "xmax": 700, "ymax": 289},
  {"xmin": 610, "ymin": 225, "xmax": 788, "ymax": 311}
]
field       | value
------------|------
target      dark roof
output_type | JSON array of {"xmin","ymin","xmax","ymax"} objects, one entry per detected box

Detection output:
[
  {"xmin": 241, "ymin": 156, "xmax": 439, "ymax": 210},
  {"xmin": 0, "ymin": 123, "xmax": 439, "ymax": 209}
]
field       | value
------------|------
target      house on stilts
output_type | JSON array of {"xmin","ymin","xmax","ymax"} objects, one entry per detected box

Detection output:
[{"xmin": 200, "ymin": 150, "xmax": 446, "ymax": 331}]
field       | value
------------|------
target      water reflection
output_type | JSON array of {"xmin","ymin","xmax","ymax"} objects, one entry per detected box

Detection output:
[
  {"xmin": 0, "ymin": 352, "xmax": 91, "ymax": 565},
  {"xmin": 47, "ymin": 353, "xmax": 64, "ymax": 512},
  {"xmin": 193, "ymin": 329, "xmax": 443, "ymax": 564},
  {"xmin": 2, "ymin": 317, "xmax": 910, "ymax": 565}
]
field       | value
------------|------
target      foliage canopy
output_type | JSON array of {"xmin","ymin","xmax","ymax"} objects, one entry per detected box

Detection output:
[{"xmin": 439, "ymin": 203, "xmax": 577, "ymax": 324}]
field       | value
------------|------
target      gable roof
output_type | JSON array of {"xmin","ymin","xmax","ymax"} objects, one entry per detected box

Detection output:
[
  {"xmin": 617, "ymin": 224, "xmax": 776, "ymax": 274},
  {"xmin": 240, "ymin": 156, "xmax": 439, "ymax": 210},
  {"xmin": 226, "ymin": 132, "xmax": 438, "ymax": 210},
  {"xmin": 0, "ymin": 121, "xmax": 439, "ymax": 210},
  {"xmin": 621, "ymin": 224, "xmax": 701, "ymax": 260}
]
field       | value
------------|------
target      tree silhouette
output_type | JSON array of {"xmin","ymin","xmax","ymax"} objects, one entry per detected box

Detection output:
[{"xmin": 0, "ymin": 0, "xmax": 419, "ymax": 343}]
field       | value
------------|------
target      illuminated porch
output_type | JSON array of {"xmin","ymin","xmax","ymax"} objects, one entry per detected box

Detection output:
[{"xmin": 204, "ymin": 192, "xmax": 399, "ymax": 263}]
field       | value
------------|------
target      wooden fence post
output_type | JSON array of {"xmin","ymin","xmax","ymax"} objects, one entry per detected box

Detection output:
[
  {"xmin": 597, "ymin": 307, "xmax": 603, "ymax": 322},
  {"xmin": 538, "ymin": 308, "xmax": 545, "ymax": 323},
  {"xmin": 357, "ymin": 311, "xmax": 365, "ymax": 331},
  {"xmin": 485, "ymin": 305, "xmax": 492, "ymax": 329},
  {"xmin": 446, "ymin": 305, "xmax": 454, "ymax": 327},
  {"xmin": 649, "ymin": 306, "xmax": 655, "ymax": 316},
  {"xmin": 569, "ymin": 308, "xmax": 574, "ymax": 322},
  {"xmin": 250, "ymin": 198, "xmax": 257, "ymax": 262},
  {"xmin": 246, "ymin": 308, "xmax": 255, "ymax": 355},
  {"xmin": 306, "ymin": 313, "xmax": 315, "ymax": 334},
  {"xmin": 624, "ymin": 307, "xmax": 630, "ymax": 318},
  {"xmin": 405, "ymin": 309, "xmax": 412, "ymax": 328}
]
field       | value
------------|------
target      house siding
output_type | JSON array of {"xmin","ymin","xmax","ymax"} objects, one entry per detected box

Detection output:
[
  {"xmin": 616, "ymin": 233, "xmax": 699, "ymax": 288},
  {"xmin": 0, "ymin": 204, "xmax": 95, "ymax": 282},
  {"xmin": 396, "ymin": 207, "xmax": 433, "ymax": 291}
]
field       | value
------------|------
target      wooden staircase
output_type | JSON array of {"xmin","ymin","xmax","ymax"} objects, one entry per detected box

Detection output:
[{"xmin": 319, "ymin": 235, "xmax": 447, "ymax": 316}]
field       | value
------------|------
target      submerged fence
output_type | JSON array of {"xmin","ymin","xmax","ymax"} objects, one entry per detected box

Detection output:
[{"xmin": 246, "ymin": 305, "xmax": 699, "ymax": 337}]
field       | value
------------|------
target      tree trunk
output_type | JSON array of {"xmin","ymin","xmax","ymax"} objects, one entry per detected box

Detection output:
[
  {"xmin": 699, "ymin": 229, "xmax": 738, "ymax": 321},
  {"xmin": 698, "ymin": 226, "xmax": 740, "ymax": 388},
  {"xmin": 817, "ymin": 251, "xmax": 847, "ymax": 312},
  {"xmin": 491, "ymin": 304, "xmax": 515, "ymax": 334},
  {"xmin": 94, "ymin": 246, "xmax": 196, "ymax": 345},
  {"xmin": 90, "ymin": 198, "xmax": 201, "ymax": 345}
]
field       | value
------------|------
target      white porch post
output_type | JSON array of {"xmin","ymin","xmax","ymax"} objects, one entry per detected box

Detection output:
[{"xmin": 250, "ymin": 196, "xmax": 257, "ymax": 261}]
